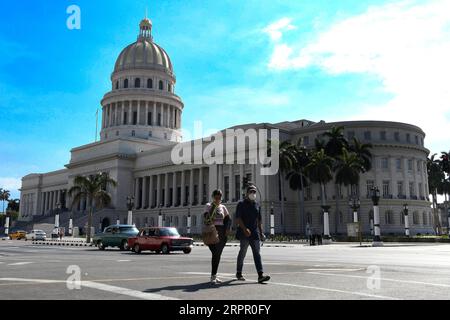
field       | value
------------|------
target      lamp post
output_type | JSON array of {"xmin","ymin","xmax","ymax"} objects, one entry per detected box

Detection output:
[
  {"xmin": 321, "ymin": 205, "xmax": 332, "ymax": 244},
  {"xmin": 68, "ymin": 212, "xmax": 73, "ymax": 236},
  {"xmin": 447, "ymin": 208, "xmax": 450, "ymax": 236},
  {"xmin": 270, "ymin": 202, "xmax": 275, "ymax": 237},
  {"xmin": 187, "ymin": 206, "xmax": 191, "ymax": 235},
  {"xmin": 158, "ymin": 204, "xmax": 163, "ymax": 227},
  {"xmin": 4, "ymin": 211, "xmax": 10, "ymax": 236},
  {"xmin": 371, "ymin": 187, "xmax": 383, "ymax": 247},
  {"xmin": 116, "ymin": 215, "xmax": 120, "ymax": 225},
  {"xmin": 126, "ymin": 196, "xmax": 134, "ymax": 225},
  {"xmin": 348, "ymin": 196, "xmax": 361, "ymax": 223},
  {"xmin": 55, "ymin": 203, "xmax": 61, "ymax": 228},
  {"xmin": 403, "ymin": 203, "xmax": 410, "ymax": 237}
]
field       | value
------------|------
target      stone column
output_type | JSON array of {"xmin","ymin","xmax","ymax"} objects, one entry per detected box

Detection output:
[
  {"xmin": 199, "ymin": 167, "xmax": 204, "ymax": 205},
  {"xmin": 157, "ymin": 174, "xmax": 162, "ymax": 207},
  {"xmin": 121, "ymin": 102, "xmax": 125, "ymax": 125},
  {"xmin": 173, "ymin": 172, "xmax": 177, "ymax": 207},
  {"xmin": 189, "ymin": 169, "xmax": 194, "ymax": 205},
  {"xmin": 164, "ymin": 173, "xmax": 170, "ymax": 206},
  {"xmin": 137, "ymin": 101, "xmax": 141, "ymax": 125},
  {"xmin": 181, "ymin": 170, "xmax": 186, "ymax": 206},
  {"xmin": 149, "ymin": 175, "xmax": 154, "ymax": 208},
  {"xmin": 128, "ymin": 102, "xmax": 132, "ymax": 125},
  {"xmin": 153, "ymin": 101, "xmax": 157, "ymax": 125}
]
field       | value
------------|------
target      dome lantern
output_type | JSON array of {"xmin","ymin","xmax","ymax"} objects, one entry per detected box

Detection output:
[{"xmin": 138, "ymin": 18, "xmax": 153, "ymax": 41}]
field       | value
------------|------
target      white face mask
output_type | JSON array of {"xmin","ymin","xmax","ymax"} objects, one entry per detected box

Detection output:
[{"xmin": 248, "ymin": 193, "xmax": 257, "ymax": 201}]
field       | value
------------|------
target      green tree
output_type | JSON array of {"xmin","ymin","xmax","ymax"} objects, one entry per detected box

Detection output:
[
  {"xmin": 68, "ymin": 172, "xmax": 117, "ymax": 243},
  {"xmin": 427, "ymin": 154, "xmax": 444, "ymax": 234},
  {"xmin": 305, "ymin": 148, "xmax": 334, "ymax": 239},
  {"xmin": 349, "ymin": 138, "xmax": 373, "ymax": 172},
  {"xmin": 0, "ymin": 189, "xmax": 11, "ymax": 215}
]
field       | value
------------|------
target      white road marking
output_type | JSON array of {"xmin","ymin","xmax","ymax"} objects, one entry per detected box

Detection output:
[
  {"xmin": 179, "ymin": 272, "xmax": 400, "ymax": 300},
  {"xmin": 182, "ymin": 272, "xmax": 235, "ymax": 277},
  {"xmin": 7, "ymin": 262, "xmax": 34, "ymax": 266},
  {"xmin": 0, "ymin": 278, "xmax": 177, "ymax": 300},
  {"xmin": 117, "ymin": 260, "xmax": 131, "ymax": 262},
  {"xmin": 304, "ymin": 268, "xmax": 364, "ymax": 272}
]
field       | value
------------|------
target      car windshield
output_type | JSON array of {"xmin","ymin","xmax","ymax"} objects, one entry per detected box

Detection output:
[
  {"xmin": 119, "ymin": 227, "xmax": 139, "ymax": 234},
  {"xmin": 159, "ymin": 228, "xmax": 180, "ymax": 237}
]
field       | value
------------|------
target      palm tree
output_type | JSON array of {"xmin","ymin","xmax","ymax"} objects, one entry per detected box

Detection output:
[
  {"xmin": 0, "ymin": 189, "xmax": 11, "ymax": 215},
  {"xmin": 305, "ymin": 148, "xmax": 334, "ymax": 241},
  {"xmin": 7, "ymin": 199, "xmax": 20, "ymax": 212},
  {"xmin": 323, "ymin": 126, "xmax": 349, "ymax": 158},
  {"xmin": 427, "ymin": 154, "xmax": 444, "ymax": 234},
  {"xmin": 286, "ymin": 142, "xmax": 310, "ymax": 235},
  {"xmin": 68, "ymin": 172, "xmax": 117, "ymax": 243},
  {"xmin": 349, "ymin": 138, "xmax": 373, "ymax": 172},
  {"xmin": 441, "ymin": 151, "xmax": 449, "ymax": 175},
  {"xmin": 335, "ymin": 148, "xmax": 365, "ymax": 188}
]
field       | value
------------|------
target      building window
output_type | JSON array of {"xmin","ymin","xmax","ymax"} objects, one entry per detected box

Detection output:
[
  {"xmin": 133, "ymin": 112, "xmax": 137, "ymax": 125},
  {"xmin": 397, "ymin": 181, "xmax": 404, "ymax": 197},
  {"xmin": 306, "ymin": 212, "xmax": 312, "ymax": 224},
  {"xmin": 147, "ymin": 78, "xmax": 153, "ymax": 89},
  {"xmin": 382, "ymin": 180, "xmax": 390, "ymax": 197},
  {"xmin": 303, "ymin": 136, "xmax": 310, "ymax": 146},
  {"xmin": 224, "ymin": 177, "xmax": 230, "ymax": 202},
  {"xmin": 380, "ymin": 131, "xmax": 387, "ymax": 141},
  {"xmin": 135, "ymin": 78, "xmax": 141, "ymax": 88},
  {"xmin": 413, "ymin": 211, "xmax": 419, "ymax": 225},
  {"xmin": 192, "ymin": 215, "xmax": 197, "ymax": 227},
  {"xmin": 406, "ymin": 133, "xmax": 411, "ymax": 143},
  {"xmin": 123, "ymin": 112, "xmax": 128, "ymax": 125},
  {"xmin": 422, "ymin": 211, "xmax": 427, "ymax": 225},
  {"xmin": 381, "ymin": 158, "xmax": 389, "ymax": 170},
  {"xmin": 408, "ymin": 159, "xmax": 413, "ymax": 171},
  {"xmin": 366, "ymin": 180, "xmax": 374, "ymax": 198},
  {"xmin": 115, "ymin": 81, "xmax": 119, "ymax": 90},
  {"xmin": 124, "ymin": 79, "xmax": 129, "ymax": 88},
  {"xmin": 158, "ymin": 113, "xmax": 161, "ymax": 126},
  {"xmin": 234, "ymin": 175, "xmax": 241, "ymax": 201},
  {"xmin": 338, "ymin": 211, "xmax": 344, "ymax": 225},
  {"xmin": 305, "ymin": 186, "xmax": 312, "ymax": 201},
  {"xmin": 415, "ymin": 135, "xmax": 419, "ymax": 145},
  {"xmin": 147, "ymin": 112, "xmax": 152, "ymax": 125},
  {"xmin": 394, "ymin": 132, "xmax": 400, "ymax": 142},
  {"xmin": 159, "ymin": 80, "xmax": 164, "ymax": 90},
  {"xmin": 347, "ymin": 131, "xmax": 355, "ymax": 141},
  {"xmin": 364, "ymin": 131, "xmax": 372, "ymax": 141},
  {"xmin": 384, "ymin": 210, "xmax": 394, "ymax": 225},
  {"xmin": 418, "ymin": 183, "xmax": 423, "ymax": 197},
  {"xmin": 409, "ymin": 182, "xmax": 415, "ymax": 197},
  {"xmin": 396, "ymin": 158, "xmax": 402, "ymax": 171},
  {"xmin": 131, "ymin": 130, "xmax": 135, "ymax": 137},
  {"xmin": 400, "ymin": 211, "xmax": 405, "ymax": 225},
  {"xmin": 420, "ymin": 137, "xmax": 424, "ymax": 146},
  {"xmin": 116, "ymin": 131, "xmax": 119, "ymax": 136},
  {"xmin": 168, "ymin": 83, "xmax": 172, "ymax": 92},
  {"xmin": 417, "ymin": 160, "xmax": 421, "ymax": 172}
]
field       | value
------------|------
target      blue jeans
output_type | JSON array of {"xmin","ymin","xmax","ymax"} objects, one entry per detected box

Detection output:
[{"xmin": 236, "ymin": 238, "xmax": 263, "ymax": 274}]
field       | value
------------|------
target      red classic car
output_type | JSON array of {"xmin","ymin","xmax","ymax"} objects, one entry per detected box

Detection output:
[{"xmin": 128, "ymin": 227, "xmax": 193, "ymax": 254}]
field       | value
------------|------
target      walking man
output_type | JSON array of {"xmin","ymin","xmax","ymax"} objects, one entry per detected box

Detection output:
[{"xmin": 235, "ymin": 185, "xmax": 270, "ymax": 283}]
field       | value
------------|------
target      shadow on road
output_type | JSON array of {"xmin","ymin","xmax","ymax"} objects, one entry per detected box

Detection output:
[{"xmin": 143, "ymin": 280, "xmax": 247, "ymax": 293}]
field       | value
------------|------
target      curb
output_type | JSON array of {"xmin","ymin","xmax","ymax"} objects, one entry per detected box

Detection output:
[
  {"xmin": 32, "ymin": 241, "xmax": 94, "ymax": 247},
  {"xmin": 193, "ymin": 242, "xmax": 293, "ymax": 248}
]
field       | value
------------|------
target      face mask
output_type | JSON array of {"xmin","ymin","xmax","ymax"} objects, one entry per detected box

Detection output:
[{"xmin": 248, "ymin": 193, "xmax": 257, "ymax": 201}]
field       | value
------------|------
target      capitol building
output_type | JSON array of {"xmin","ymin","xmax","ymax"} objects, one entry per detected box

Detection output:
[{"xmin": 19, "ymin": 18, "xmax": 433, "ymax": 236}]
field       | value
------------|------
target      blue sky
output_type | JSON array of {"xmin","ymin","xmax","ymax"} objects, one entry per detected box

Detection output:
[{"xmin": 0, "ymin": 0, "xmax": 449, "ymax": 201}]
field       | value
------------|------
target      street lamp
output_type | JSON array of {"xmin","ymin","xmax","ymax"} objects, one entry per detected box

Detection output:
[
  {"xmin": 403, "ymin": 203, "xmax": 410, "ymax": 237},
  {"xmin": 270, "ymin": 202, "xmax": 275, "ymax": 237},
  {"xmin": 187, "ymin": 206, "xmax": 191, "ymax": 235},
  {"xmin": 321, "ymin": 205, "xmax": 332, "ymax": 244},
  {"xmin": 348, "ymin": 196, "xmax": 361, "ymax": 223},
  {"xmin": 55, "ymin": 202, "xmax": 61, "ymax": 228},
  {"xmin": 371, "ymin": 187, "xmax": 383, "ymax": 247},
  {"xmin": 116, "ymin": 215, "xmax": 120, "ymax": 225},
  {"xmin": 126, "ymin": 196, "xmax": 134, "ymax": 225},
  {"xmin": 68, "ymin": 211, "xmax": 73, "ymax": 236}
]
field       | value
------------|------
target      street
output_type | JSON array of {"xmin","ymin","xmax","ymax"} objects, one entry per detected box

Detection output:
[{"xmin": 1, "ymin": 240, "xmax": 450, "ymax": 300}]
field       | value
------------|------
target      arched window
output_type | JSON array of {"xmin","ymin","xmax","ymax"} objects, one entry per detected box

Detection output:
[
  {"xmin": 159, "ymin": 80, "xmax": 164, "ymax": 90},
  {"xmin": 124, "ymin": 79, "xmax": 129, "ymax": 88},
  {"xmin": 135, "ymin": 78, "xmax": 141, "ymax": 88},
  {"xmin": 147, "ymin": 79, "xmax": 153, "ymax": 89}
]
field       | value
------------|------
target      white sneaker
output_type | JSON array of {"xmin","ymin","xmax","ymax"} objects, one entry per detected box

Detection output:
[{"xmin": 210, "ymin": 275, "xmax": 222, "ymax": 284}]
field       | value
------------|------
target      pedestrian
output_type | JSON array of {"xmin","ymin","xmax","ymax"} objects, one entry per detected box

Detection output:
[
  {"xmin": 235, "ymin": 185, "xmax": 270, "ymax": 283},
  {"xmin": 204, "ymin": 189, "xmax": 231, "ymax": 285}
]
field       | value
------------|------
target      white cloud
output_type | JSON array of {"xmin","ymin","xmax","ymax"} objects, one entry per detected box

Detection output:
[
  {"xmin": 262, "ymin": 17, "xmax": 297, "ymax": 42},
  {"xmin": 264, "ymin": 0, "xmax": 450, "ymax": 152},
  {"xmin": 0, "ymin": 177, "xmax": 22, "ymax": 191}
]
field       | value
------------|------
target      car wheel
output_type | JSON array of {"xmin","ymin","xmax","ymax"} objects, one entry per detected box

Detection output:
[
  {"xmin": 183, "ymin": 248, "xmax": 192, "ymax": 254},
  {"xmin": 120, "ymin": 240, "xmax": 129, "ymax": 251},
  {"xmin": 97, "ymin": 241, "xmax": 105, "ymax": 250},
  {"xmin": 134, "ymin": 244, "xmax": 141, "ymax": 254},
  {"xmin": 161, "ymin": 244, "xmax": 170, "ymax": 254}
]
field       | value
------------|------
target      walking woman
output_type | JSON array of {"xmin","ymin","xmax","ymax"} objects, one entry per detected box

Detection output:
[{"xmin": 204, "ymin": 189, "xmax": 231, "ymax": 285}]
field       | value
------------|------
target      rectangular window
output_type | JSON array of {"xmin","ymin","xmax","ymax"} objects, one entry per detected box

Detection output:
[
  {"xmin": 123, "ymin": 112, "xmax": 128, "ymax": 125},
  {"xmin": 406, "ymin": 133, "xmax": 411, "ymax": 143},
  {"xmin": 396, "ymin": 158, "xmax": 402, "ymax": 171},
  {"xmin": 415, "ymin": 135, "xmax": 419, "ymax": 145},
  {"xmin": 380, "ymin": 131, "xmax": 387, "ymax": 140},
  {"xmin": 224, "ymin": 177, "xmax": 230, "ymax": 202},
  {"xmin": 133, "ymin": 112, "xmax": 137, "ymax": 125},
  {"xmin": 235, "ymin": 175, "xmax": 240, "ymax": 201},
  {"xmin": 193, "ymin": 185, "xmax": 198, "ymax": 205},
  {"xmin": 394, "ymin": 132, "xmax": 400, "ymax": 142},
  {"xmin": 364, "ymin": 131, "xmax": 372, "ymax": 141},
  {"xmin": 382, "ymin": 180, "xmax": 390, "ymax": 197},
  {"xmin": 418, "ymin": 183, "xmax": 423, "ymax": 197},
  {"xmin": 158, "ymin": 113, "xmax": 161, "ymax": 126},
  {"xmin": 303, "ymin": 136, "xmax": 310, "ymax": 146},
  {"xmin": 397, "ymin": 181, "xmax": 404, "ymax": 196},
  {"xmin": 147, "ymin": 112, "xmax": 152, "ymax": 125},
  {"xmin": 305, "ymin": 186, "xmax": 312, "ymax": 201},
  {"xmin": 381, "ymin": 158, "xmax": 389, "ymax": 170},
  {"xmin": 409, "ymin": 182, "xmax": 415, "ymax": 197},
  {"xmin": 185, "ymin": 186, "xmax": 189, "ymax": 205},
  {"xmin": 176, "ymin": 187, "xmax": 181, "ymax": 206},
  {"xmin": 366, "ymin": 180, "xmax": 374, "ymax": 198},
  {"xmin": 408, "ymin": 159, "xmax": 413, "ymax": 171},
  {"xmin": 417, "ymin": 161, "xmax": 421, "ymax": 172}
]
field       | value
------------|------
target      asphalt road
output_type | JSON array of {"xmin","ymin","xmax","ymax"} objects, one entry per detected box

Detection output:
[{"xmin": 1, "ymin": 240, "xmax": 450, "ymax": 300}]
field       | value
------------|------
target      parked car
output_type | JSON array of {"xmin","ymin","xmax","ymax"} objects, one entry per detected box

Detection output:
[
  {"xmin": 8, "ymin": 230, "xmax": 27, "ymax": 240},
  {"xmin": 25, "ymin": 230, "xmax": 47, "ymax": 241},
  {"xmin": 93, "ymin": 224, "xmax": 139, "ymax": 251},
  {"xmin": 128, "ymin": 227, "xmax": 193, "ymax": 254}
]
